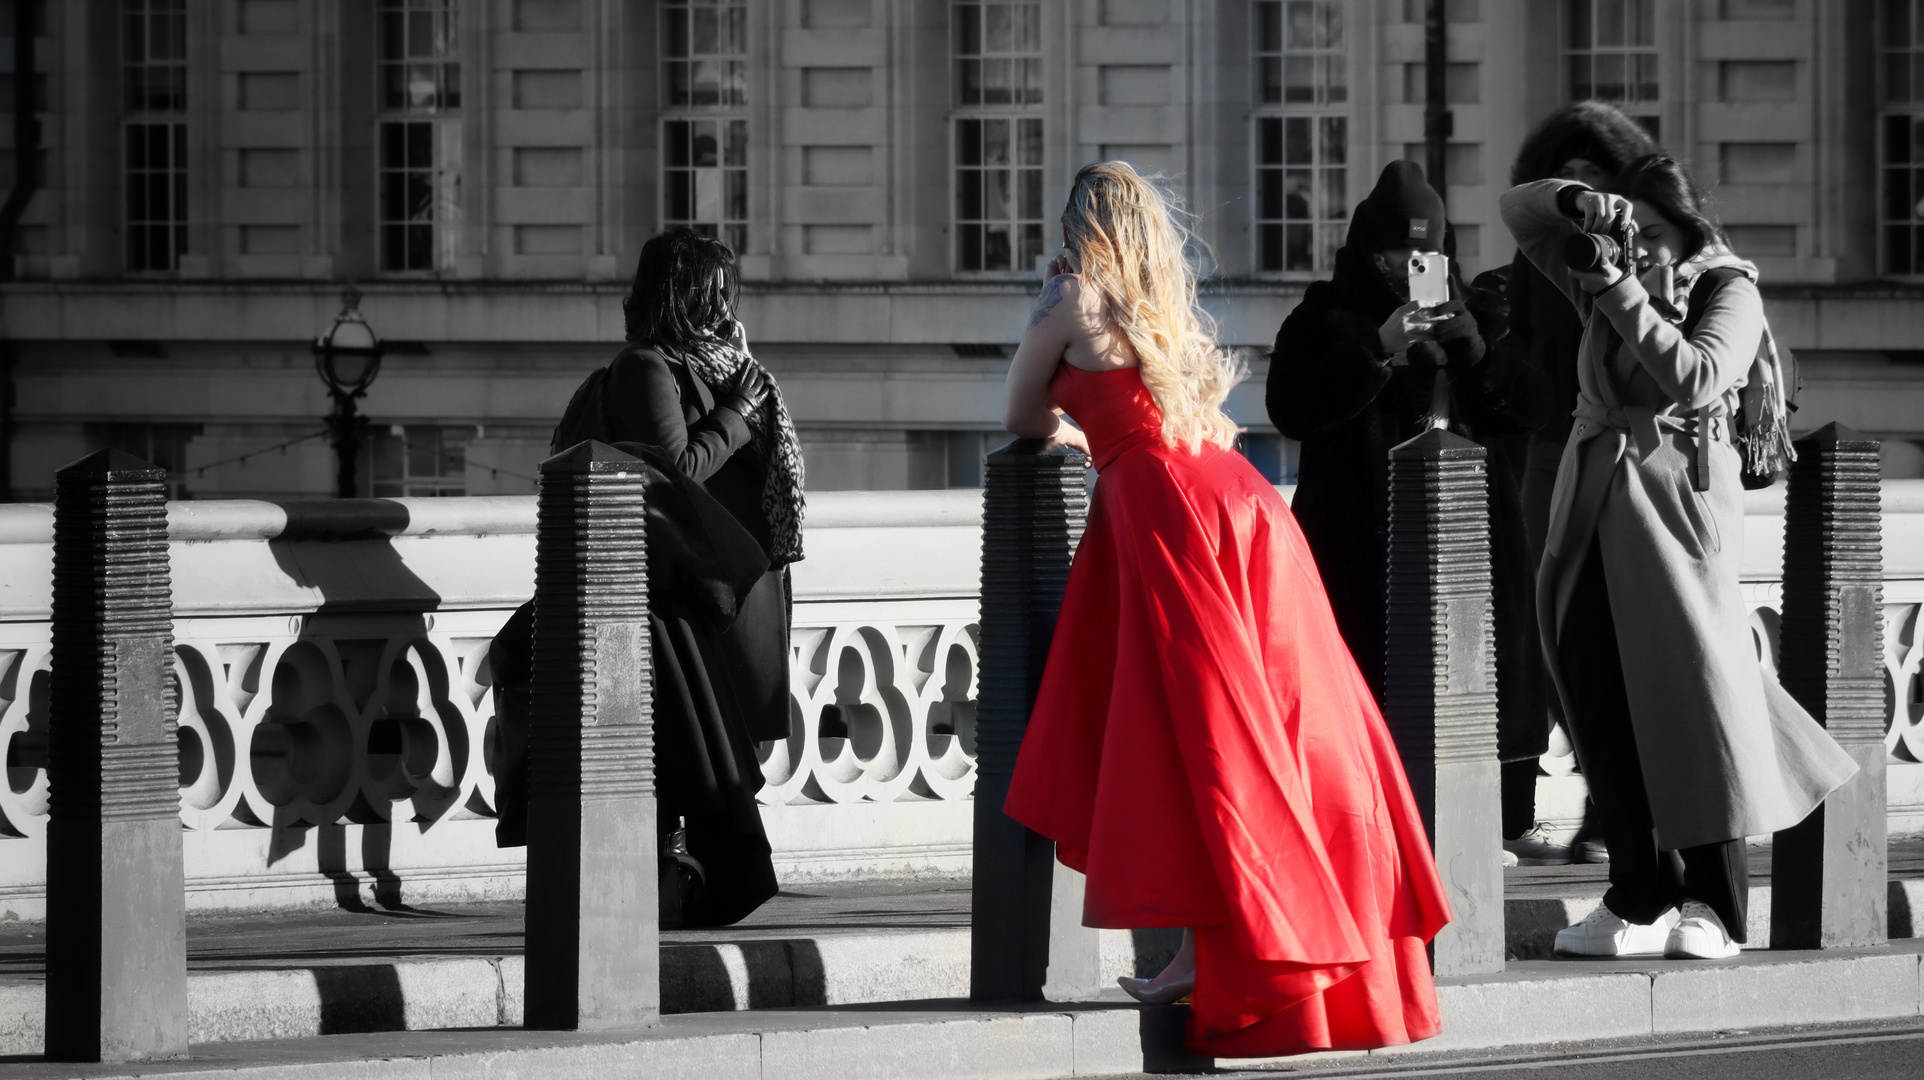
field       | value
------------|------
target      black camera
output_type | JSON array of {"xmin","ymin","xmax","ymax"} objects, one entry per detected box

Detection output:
[{"xmin": 1561, "ymin": 213, "xmax": 1636, "ymax": 274}]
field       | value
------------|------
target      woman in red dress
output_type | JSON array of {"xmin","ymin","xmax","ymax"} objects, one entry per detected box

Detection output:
[{"xmin": 1001, "ymin": 162, "xmax": 1452, "ymax": 1058}]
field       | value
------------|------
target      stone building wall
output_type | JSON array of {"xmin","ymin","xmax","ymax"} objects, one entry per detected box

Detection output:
[{"xmin": 2, "ymin": 0, "xmax": 1922, "ymax": 501}]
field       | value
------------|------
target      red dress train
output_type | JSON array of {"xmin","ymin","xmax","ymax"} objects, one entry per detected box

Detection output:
[{"xmin": 1003, "ymin": 363, "xmax": 1451, "ymax": 1058}]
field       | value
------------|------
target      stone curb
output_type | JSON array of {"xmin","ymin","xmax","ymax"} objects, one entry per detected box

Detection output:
[
  {"xmin": 2, "ymin": 946, "xmax": 1922, "ymax": 1080},
  {"xmin": 5, "ymin": 889, "xmax": 1923, "ymax": 1056}
]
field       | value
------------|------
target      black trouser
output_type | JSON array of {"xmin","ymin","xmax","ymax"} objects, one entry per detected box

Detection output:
[{"xmin": 1558, "ymin": 536, "xmax": 1749, "ymax": 940}]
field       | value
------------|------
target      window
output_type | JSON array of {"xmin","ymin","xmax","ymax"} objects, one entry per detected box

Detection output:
[
  {"xmin": 1564, "ymin": 0, "xmax": 1660, "ymax": 139},
  {"xmin": 371, "ymin": 425, "xmax": 471, "ymax": 497},
  {"xmin": 661, "ymin": 0, "xmax": 749, "ymax": 252},
  {"xmin": 953, "ymin": 2, "xmax": 1044, "ymax": 273},
  {"xmin": 124, "ymin": 0, "xmax": 187, "ymax": 273},
  {"xmin": 1883, "ymin": 0, "xmax": 1924, "ymax": 275},
  {"xmin": 662, "ymin": 0, "xmax": 747, "ymax": 107},
  {"xmin": 1253, "ymin": 1, "xmax": 1347, "ymax": 275},
  {"xmin": 663, "ymin": 120, "xmax": 748, "ymax": 255},
  {"xmin": 376, "ymin": 0, "xmax": 461, "ymax": 273}
]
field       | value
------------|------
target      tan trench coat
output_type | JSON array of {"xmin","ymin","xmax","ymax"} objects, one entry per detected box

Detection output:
[{"xmin": 1501, "ymin": 180, "xmax": 1856, "ymax": 850}]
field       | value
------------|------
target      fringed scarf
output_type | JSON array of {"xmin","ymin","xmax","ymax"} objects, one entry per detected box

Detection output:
[
  {"xmin": 1668, "ymin": 245, "xmax": 1797, "ymax": 481},
  {"xmin": 664, "ymin": 330, "xmax": 807, "ymax": 566}
]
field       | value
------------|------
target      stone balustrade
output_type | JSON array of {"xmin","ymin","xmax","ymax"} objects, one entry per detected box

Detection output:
[{"xmin": 1, "ymin": 479, "xmax": 1921, "ymax": 919}]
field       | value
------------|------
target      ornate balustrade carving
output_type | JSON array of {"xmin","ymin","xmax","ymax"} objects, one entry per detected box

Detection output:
[{"xmin": 0, "ymin": 482, "xmax": 1919, "ymax": 913}]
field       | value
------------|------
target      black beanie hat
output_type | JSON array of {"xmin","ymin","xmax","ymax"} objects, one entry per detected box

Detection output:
[{"xmin": 1347, "ymin": 160, "xmax": 1446, "ymax": 253}]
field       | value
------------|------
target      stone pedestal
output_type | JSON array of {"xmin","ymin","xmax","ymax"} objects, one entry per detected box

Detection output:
[
  {"xmin": 1772, "ymin": 423, "xmax": 1887, "ymax": 950},
  {"xmin": 44, "ymin": 449, "xmax": 187, "ymax": 1062},
  {"xmin": 523, "ymin": 441, "xmax": 660, "ymax": 1029},
  {"xmin": 1383, "ymin": 430, "xmax": 1504, "ymax": 976},
  {"xmin": 970, "ymin": 437, "xmax": 1103, "ymax": 1003}
]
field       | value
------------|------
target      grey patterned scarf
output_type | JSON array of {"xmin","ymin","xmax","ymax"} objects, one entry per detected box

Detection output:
[{"xmin": 664, "ymin": 328, "xmax": 806, "ymax": 566}]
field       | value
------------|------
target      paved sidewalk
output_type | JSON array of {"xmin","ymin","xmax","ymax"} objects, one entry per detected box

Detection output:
[
  {"xmin": 5, "ymin": 942, "xmax": 1924, "ymax": 1080},
  {"xmin": 2, "ymin": 841, "xmax": 1921, "ymax": 1054}
]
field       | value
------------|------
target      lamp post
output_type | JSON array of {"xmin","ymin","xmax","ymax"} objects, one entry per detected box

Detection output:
[{"xmin": 312, "ymin": 286, "xmax": 385, "ymax": 499}]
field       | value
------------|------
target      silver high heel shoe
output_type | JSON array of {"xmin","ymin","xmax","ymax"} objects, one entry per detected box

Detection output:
[{"xmin": 1117, "ymin": 974, "xmax": 1194, "ymax": 1005}]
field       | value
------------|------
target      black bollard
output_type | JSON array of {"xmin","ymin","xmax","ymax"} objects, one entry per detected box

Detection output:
[
  {"xmin": 1772, "ymin": 423, "xmax": 1886, "ymax": 949},
  {"xmin": 970, "ymin": 437, "xmax": 1104, "ymax": 1002},
  {"xmin": 44, "ymin": 450, "xmax": 186, "ymax": 1062},
  {"xmin": 1383, "ymin": 429, "xmax": 1504, "ymax": 976},
  {"xmin": 523, "ymin": 440, "xmax": 659, "ymax": 1029}
]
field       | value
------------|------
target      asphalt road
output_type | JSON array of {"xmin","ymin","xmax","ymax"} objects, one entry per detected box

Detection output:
[{"xmin": 1137, "ymin": 1020, "xmax": 1924, "ymax": 1079}]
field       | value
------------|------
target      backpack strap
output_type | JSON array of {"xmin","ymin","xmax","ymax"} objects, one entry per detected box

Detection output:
[{"xmin": 1677, "ymin": 267, "xmax": 1744, "ymax": 492}]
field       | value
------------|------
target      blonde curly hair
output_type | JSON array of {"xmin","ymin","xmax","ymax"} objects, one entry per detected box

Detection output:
[{"xmin": 1061, "ymin": 161, "xmax": 1244, "ymax": 454}]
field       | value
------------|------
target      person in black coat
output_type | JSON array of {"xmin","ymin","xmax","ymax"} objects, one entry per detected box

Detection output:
[
  {"xmin": 494, "ymin": 228, "xmax": 806, "ymax": 929},
  {"xmin": 1266, "ymin": 161, "xmax": 1546, "ymax": 840},
  {"xmin": 1503, "ymin": 102, "xmax": 1660, "ymax": 862}
]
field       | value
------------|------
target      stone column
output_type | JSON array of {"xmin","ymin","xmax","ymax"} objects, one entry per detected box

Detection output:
[
  {"xmin": 1772, "ymin": 423, "xmax": 1886, "ymax": 950},
  {"xmin": 523, "ymin": 441, "xmax": 659, "ymax": 1029},
  {"xmin": 1383, "ymin": 429, "xmax": 1504, "ymax": 976},
  {"xmin": 44, "ymin": 449, "xmax": 186, "ymax": 1062},
  {"xmin": 971, "ymin": 437, "xmax": 1103, "ymax": 1002}
]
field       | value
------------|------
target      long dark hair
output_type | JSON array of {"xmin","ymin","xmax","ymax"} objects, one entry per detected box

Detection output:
[
  {"xmin": 1510, "ymin": 100, "xmax": 1660, "ymax": 186},
  {"xmin": 623, "ymin": 228, "xmax": 740, "ymax": 347},
  {"xmin": 1612, "ymin": 154, "xmax": 1722, "ymax": 262}
]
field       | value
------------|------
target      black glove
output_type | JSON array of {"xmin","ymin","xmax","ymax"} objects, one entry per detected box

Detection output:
[
  {"xmin": 716, "ymin": 364, "xmax": 770, "ymax": 417},
  {"xmin": 1427, "ymin": 299, "xmax": 1486, "ymax": 370}
]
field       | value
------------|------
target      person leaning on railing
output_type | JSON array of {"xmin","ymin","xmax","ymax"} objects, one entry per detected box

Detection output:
[
  {"xmin": 1500, "ymin": 155, "xmax": 1857, "ymax": 962},
  {"xmin": 491, "ymin": 227, "xmax": 805, "ymax": 930}
]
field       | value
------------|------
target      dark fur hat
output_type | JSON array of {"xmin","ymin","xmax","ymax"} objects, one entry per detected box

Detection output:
[{"xmin": 1509, "ymin": 100, "xmax": 1661, "ymax": 187}]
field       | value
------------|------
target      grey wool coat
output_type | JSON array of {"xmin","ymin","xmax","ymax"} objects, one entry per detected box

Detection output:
[{"xmin": 1500, "ymin": 180, "xmax": 1857, "ymax": 850}]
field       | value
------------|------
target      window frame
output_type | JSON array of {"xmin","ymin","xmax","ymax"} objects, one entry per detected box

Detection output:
[
  {"xmin": 659, "ymin": 0, "xmax": 751, "ymax": 253},
  {"xmin": 123, "ymin": 0, "xmax": 189, "ymax": 275},
  {"xmin": 1880, "ymin": 0, "xmax": 1924, "ymax": 278},
  {"xmin": 1250, "ymin": 0, "xmax": 1351, "ymax": 279},
  {"xmin": 951, "ymin": 1, "xmax": 1046, "ymax": 277},
  {"xmin": 373, "ymin": 0, "xmax": 462, "ymax": 276},
  {"xmin": 1560, "ymin": 0, "xmax": 1662, "ymax": 139}
]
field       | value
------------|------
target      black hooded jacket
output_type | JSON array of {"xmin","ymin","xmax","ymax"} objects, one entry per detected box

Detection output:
[
  {"xmin": 1265, "ymin": 166, "xmax": 1547, "ymax": 761},
  {"xmin": 1506, "ymin": 102, "xmax": 1660, "ymax": 443}
]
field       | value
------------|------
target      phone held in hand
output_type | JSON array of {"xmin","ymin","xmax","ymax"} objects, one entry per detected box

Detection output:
[{"xmin": 1407, "ymin": 252, "xmax": 1449, "ymax": 308}]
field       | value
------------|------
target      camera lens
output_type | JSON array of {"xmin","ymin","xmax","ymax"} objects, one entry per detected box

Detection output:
[{"xmin": 1561, "ymin": 233, "xmax": 1621, "ymax": 274}]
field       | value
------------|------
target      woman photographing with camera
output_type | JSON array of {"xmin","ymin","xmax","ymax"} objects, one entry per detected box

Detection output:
[{"xmin": 1501, "ymin": 156, "xmax": 1856, "ymax": 960}]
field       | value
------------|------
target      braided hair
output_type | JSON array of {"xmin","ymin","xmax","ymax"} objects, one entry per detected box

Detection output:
[{"xmin": 624, "ymin": 228, "xmax": 741, "ymax": 346}]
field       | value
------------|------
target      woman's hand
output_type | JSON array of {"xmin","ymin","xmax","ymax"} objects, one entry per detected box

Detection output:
[
  {"xmin": 1379, "ymin": 300, "xmax": 1443, "ymax": 356},
  {"xmin": 719, "ymin": 363, "xmax": 770, "ymax": 415},
  {"xmin": 1044, "ymin": 253, "xmax": 1077, "ymax": 280},
  {"xmin": 1051, "ymin": 415, "xmax": 1092, "ymax": 456},
  {"xmin": 1569, "ymin": 190, "xmax": 1634, "ymax": 234}
]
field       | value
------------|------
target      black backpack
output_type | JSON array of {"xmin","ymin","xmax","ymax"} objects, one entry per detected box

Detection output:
[{"xmin": 550, "ymin": 364, "xmax": 612, "ymax": 455}]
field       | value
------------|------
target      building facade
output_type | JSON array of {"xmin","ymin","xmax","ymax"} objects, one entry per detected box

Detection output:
[{"xmin": 2, "ymin": 0, "xmax": 1921, "ymax": 502}]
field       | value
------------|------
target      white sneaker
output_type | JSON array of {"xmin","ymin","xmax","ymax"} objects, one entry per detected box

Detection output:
[
  {"xmin": 1553, "ymin": 904, "xmax": 1675, "ymax": 957},
  {"xmin": 1665, "ymin": 900, "xmax": 1742, "ymax": 959}
]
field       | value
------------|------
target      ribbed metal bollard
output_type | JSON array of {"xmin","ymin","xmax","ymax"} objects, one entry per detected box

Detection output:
[
  {"xmin": 1772, "ymin": 423, "xmax": 1886, "ymax": 949},
  {"xmin": 44, "ymin": 449, "xmax": 186, "ymax": 1062},
  {"xmin": 1383, "ymin": 429, "xmax": 1504, "ymax": 976},
  {"xmin": 524, "ymin": 440, "xmax": 659, "ymax": 1029},
  {"xmin": 971, "ymin": 437, "xmax": 1103, "ymax": 1002}
]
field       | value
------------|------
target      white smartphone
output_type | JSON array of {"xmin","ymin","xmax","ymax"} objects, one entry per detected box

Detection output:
[{"xmin": 1407, "ymin": 252, "xmax": 1450, "ymax": 308}]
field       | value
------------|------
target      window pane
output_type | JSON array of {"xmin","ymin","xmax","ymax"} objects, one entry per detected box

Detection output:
[
  {"xmin": 1260, "ymin": 117, "xmax": 1282, "ymax": 165},
  {"xmin": 983, "ymin": 118, "xmax": 1009, "ymax": 165},
  {"xmin": 983, "ymin": 224, "xmax": 1011, "ymax": 270},
  {"xmin": 1321, "ymin": 117, "xmax": 1346, "ymax": 164},
  {"xmin": 1018, "ymin": 118, "xmax": 1043, "ymax": 165},
  {"xmin": 1569, "ymin": 0, "xmax": 1592, "ymax": 48},
  {"xmin": 957, "ymin": 119, "xmax": 982, "ymax": 166},
  {"xmin": 1285, "ymin": 117, "xmax": 1310, "ymax": 164},
  {"xmin": 985, "ymin": 169, "xmax": 1011, "ymax": 219},
  {"xmin": 1259, "ymin": 169, "xmax": 1283, "ymax": 218},
  {"xmin": 1597, "ymin": 0, "xmax": 1624, "ymax": 46},
  {"xmin": 1286, "ymin": 223, "xmax": 1311, "ymax": 270},
  {"xmin": 1260, "ymin": 223, "xmax": 1283, "ymax": 271}
]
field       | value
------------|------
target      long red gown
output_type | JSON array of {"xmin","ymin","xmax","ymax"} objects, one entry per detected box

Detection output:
[{"xmin": 1003, "ymin": 362, "xmax": 1452, "ymax": 1058}]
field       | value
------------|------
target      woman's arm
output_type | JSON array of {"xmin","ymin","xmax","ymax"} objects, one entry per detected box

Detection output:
[
  {"xmin": 1499, "ymin": 180, "xmax": 1593, "ymax": 313},
  {"xmin": 1003, "ymin": 273, "xmax": 1091, "ymax": 455},
  {"xmin": 604, "ymin": 346, "xmax": 754, "ymax": 483},
  {"xmin": 1590, "ymin": 273, "xmax": 1763, "ymax": 411}
]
